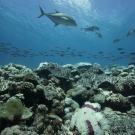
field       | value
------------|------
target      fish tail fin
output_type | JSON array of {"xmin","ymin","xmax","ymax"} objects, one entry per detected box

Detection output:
[{"xmin": 37, "ymin": 6, "xmax": 46, "ymax": 18}]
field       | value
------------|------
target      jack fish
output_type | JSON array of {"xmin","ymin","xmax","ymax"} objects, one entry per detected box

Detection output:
[{"xmin": 37, "ymin": 6, "xmax": 77, "ymax": 27}]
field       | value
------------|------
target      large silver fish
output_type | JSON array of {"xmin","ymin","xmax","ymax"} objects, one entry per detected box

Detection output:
[
  {"xmin": 37, "ymin": 6, "xmax": 77, "ymax": 27},
  {"xmin": 126, "ymin": 27, "xmax": 135, "ymax": 37}
]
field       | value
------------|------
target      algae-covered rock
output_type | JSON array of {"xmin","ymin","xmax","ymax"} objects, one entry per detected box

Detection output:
[{"xmin": 0, "ymin": 98, "xmax": 23, "ymax": 121}]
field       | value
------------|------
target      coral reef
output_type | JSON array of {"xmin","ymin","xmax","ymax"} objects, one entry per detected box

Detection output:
[
  {"xmin": 1, "ymin": 125, "xmax": 37, "ymax": 135},
  {"xmin": 0, "ymin": 62, "xmax": 135, "ymax": 135}
]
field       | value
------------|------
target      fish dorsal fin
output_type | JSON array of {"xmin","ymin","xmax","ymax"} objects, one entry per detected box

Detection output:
[{"xmin": 54, "ymin": 9, "xmax": 60, "ymax": 13}]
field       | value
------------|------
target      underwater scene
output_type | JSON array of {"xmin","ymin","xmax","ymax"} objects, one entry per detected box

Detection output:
[{"xmin": 0, "ymin": 0, "xmax": 135, "ymax": 135}]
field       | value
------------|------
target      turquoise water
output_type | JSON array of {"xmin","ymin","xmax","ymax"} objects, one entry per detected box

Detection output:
[{"xmin": 0, "ymin": 0, "xmax": 135, "ymax": 68}]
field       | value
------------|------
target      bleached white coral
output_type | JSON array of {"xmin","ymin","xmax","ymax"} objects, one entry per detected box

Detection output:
[{"xmin": 70, "ymin": 101, "xmax": 109, "ymax": 135}]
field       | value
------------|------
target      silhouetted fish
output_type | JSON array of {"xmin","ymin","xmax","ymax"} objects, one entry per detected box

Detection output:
[
  {"xmin": 117, "ymin": 48, "xmax": 124, "ymax": 50},
  {"xmin": 126, "ymin": 27, "xmax": 135, "ymax": 37},
  {"xmin": 130, "ymin": 52, "xmax": 135, "ymax": 55},
  {"xmin": 90, "ymin": 26, "xmax": 100, "ymax": 30},
  {"xmin": 95, "ymin": 31, "xmax": 102, "ymax": 39},
  {"xmin": 81, "ymin": 26, "xmax": 94, "ymax": 32},
  {"xmin": 113, "ymin": 38, "xmax": 123, "ymax": 43},
  {"xmin": 99, "ymin": 52, "xmax": 103, "ymax": 54}
]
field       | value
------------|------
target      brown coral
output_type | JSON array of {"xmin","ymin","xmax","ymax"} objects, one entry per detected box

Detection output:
[
  {"xmin": 23, "ymin": 73, "xmax": 38, "ymax": 86},
  {"xmin": 21, "ymin": 82, "xmax": 34, "ymax": 96}
]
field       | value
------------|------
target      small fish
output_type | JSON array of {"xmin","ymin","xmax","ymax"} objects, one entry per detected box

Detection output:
[
  {"xmin": 113, "ymin": 38, "xmax": 123, "ymax": 43},
  {"xmin": 95, "ymin": 31, "xmax": 102, "ymax": 39},
  {"xmin": 117, "ymin": 48, "xmax": 124, "ymax": 50},
  {"xmin": 120, "ymin": 52, "xmax": 125, "ymax": 54},
  {"xmin": 81, "ymin": 26, "xmax": 94, "ymax": 32},
  {"xmin": 130, "ymin": 52, "xmax": 135, "ymax": 55},
  {"xmin": 126, "ymin": 27, "xmax": 135, "ymax": 37},
  {"xmin": 89, "ymin": 26, "xmax": 100, "ymax": 30},
  {"xmin": 37, "ymin": 6, "xmax": 77, "ymax": 27}
]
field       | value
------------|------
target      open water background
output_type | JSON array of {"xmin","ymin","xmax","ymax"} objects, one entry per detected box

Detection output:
[{"xmin": 0, "ymin": 0, "xmax": 135, "ymax": 68}]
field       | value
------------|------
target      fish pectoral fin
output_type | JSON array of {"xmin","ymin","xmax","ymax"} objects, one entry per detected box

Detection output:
[
  {"xmin": 54, "ymin": 23, "xmax": 59, "ymax": 27},
  {"xmin": 61, "ymin": 17, "xmax": 69, "ymax": 20},
  {"xmin": 54, "ymin": 9, "xmax": 60, "ymax": 13}
]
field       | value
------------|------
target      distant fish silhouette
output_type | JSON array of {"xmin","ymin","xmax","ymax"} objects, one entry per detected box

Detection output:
[
  {"xmin": 81, "ymin": 26, "xmax": 94, "ymax": 32},
  {"xmin": 126, "ymin": 27, "xmax": 135, "ymax": 37},
  {"xmin": 81, "ymin": 25, "xmax": 99, "ymax": 31},
  {"xmin": 37, "ymin": 6, "xmax": 77, "ymax": 27},
  {"xmin": 95, "ymin": 31, "xmax": 102, "ymax": 39},
  {"xmin": 130, "ymin": 52, "xmax": 135, "ymax": 55},
  {"xmin": 117, "ymin": 48, "xmax": 124, "ymax": 50},
  {"xmin": 120, "ymin": 52, "xmax": 125, "ymax": 54},
  {"xmin": 90, "ymin": 26, "xmax": 100, "ymax": 30},
  {"xmin": 113, "ymin": 38, "xmax": 123, "ymax": 43}
]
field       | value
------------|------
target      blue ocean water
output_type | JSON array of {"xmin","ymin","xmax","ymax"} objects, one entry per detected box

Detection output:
[{"xmin": 0, "ymin": 0, "xmax": 135, "ymax": 68}]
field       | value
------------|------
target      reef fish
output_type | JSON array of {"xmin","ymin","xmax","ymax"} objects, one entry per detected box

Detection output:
[
  {"xmin": 126, "ymin": 27, "xmax": 135, "ymax": 37},
  {"xmin": 113, "ymin": 38, "xmax": 123, "ymax": 43},
  {"xmin": 37, "ymin": 6, "xmax": 77, "ymax": 27}
]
